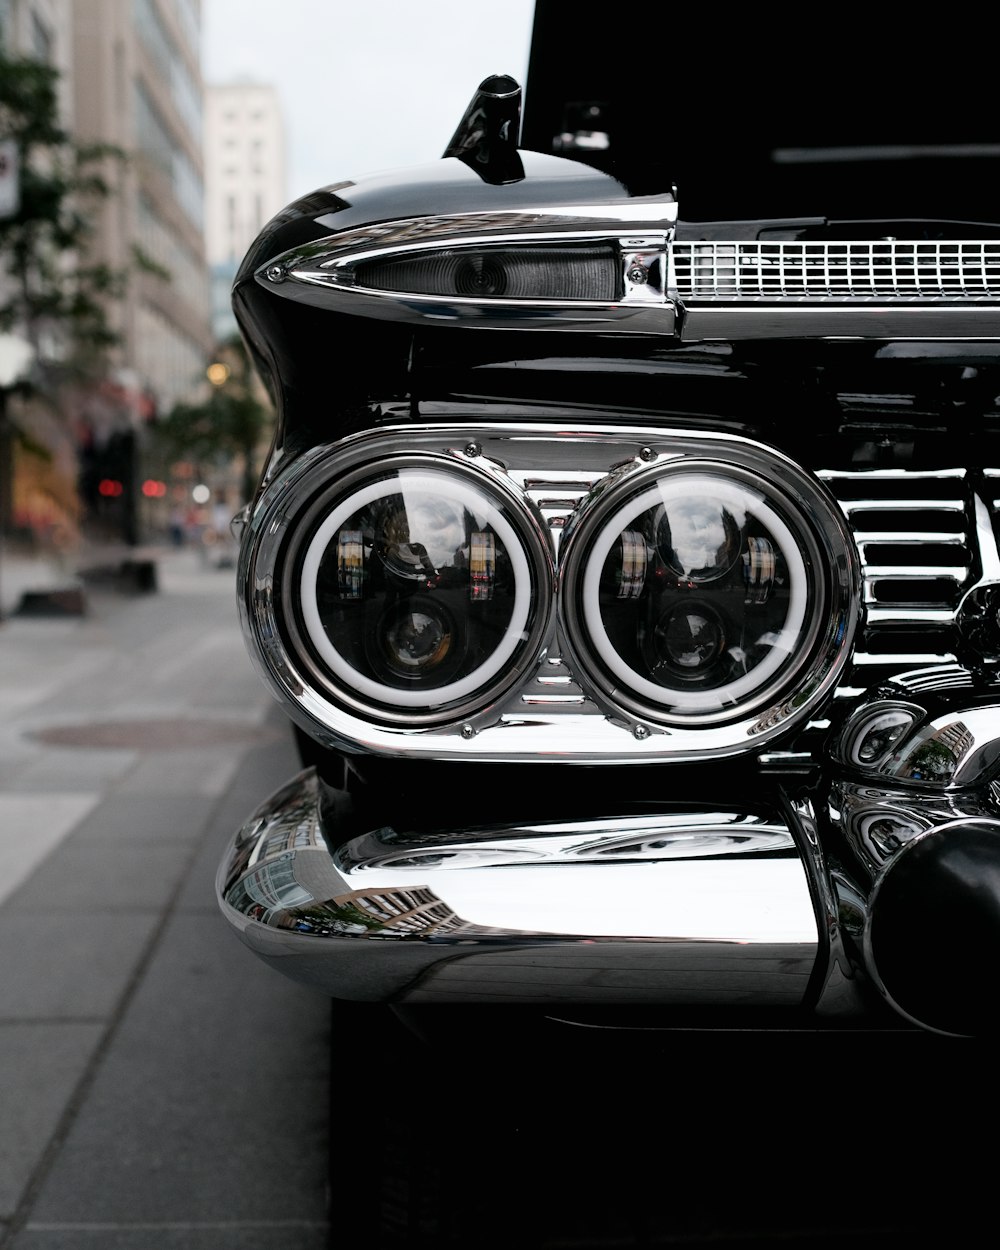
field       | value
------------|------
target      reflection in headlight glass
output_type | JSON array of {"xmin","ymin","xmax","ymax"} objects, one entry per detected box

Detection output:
[
  {"xmin": 296, "ymin": 470, "xmax": 533, "ymax": 710},
  {"xmin": 579, "ymin": 472, "xmax": 811, "ymax": 716}
]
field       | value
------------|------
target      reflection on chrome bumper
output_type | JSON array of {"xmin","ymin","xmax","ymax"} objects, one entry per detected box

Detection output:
[{"xmin": 216, "ymin": 768, "xmax": 820, "ymax": 1006}]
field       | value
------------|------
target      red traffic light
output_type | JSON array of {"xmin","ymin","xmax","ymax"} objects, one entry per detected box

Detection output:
[
  {"xmin": 98, "ymin": 478, "xmax": 124, "ymax": 497},
  {"xmin": 141, "ymin": 479, "xmax": 167, "ymax": 498}
]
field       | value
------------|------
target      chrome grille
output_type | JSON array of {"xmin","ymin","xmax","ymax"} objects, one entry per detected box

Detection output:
[
  {"xmin": 508, "ymin": 469, "xmax": 599, "ymax": 709},
  {"xmin": 671, "ymin": 241, "xmax": 1000, "ymax": 300},
  {"xmin": 515, "ymin": 470, "xmax": 601, "ymax": 535},
  {"xmin": 818, "ymin": 468, "xmax": 977, "ymax": 695},
  {"xmin": 514, "ymin": 463, "xmax": 991, "ymax": 712}
]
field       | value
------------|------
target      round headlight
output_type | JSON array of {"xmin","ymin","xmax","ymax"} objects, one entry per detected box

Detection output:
[
  {"xmin": 560, "ymin": 455, "xmax": 857, "ymax": 736},
  {"xmin": 278, "ymin": 459, "xmax": 550, "ymax": 724}
]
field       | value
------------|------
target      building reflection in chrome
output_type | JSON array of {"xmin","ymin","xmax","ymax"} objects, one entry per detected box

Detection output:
[{"xmin": 216, "ymin": 767, "xmax": 819, "ymax": 1009}]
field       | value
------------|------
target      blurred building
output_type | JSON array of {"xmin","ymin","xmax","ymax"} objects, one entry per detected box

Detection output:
[
  {"xmin": 72, "ymin": 0, "xmax": 212, "ymax": 418},
  {"xmin": 204, "ymin": 80, "xmax": 287, "ymax": 342},
  {"xmin": 68, "ymin": 0, "xmax": 214, "ymax": 545},
  {"xmin": 0, "ymin": 0, "xmax": 71, "ymax": 76},
  {"xmin": 0, "ymin": 0, "xmax": 77, "ymax": 547}
]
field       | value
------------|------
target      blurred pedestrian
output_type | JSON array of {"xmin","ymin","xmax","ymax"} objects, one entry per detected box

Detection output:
[{"xmin": 169, "ymin": 505, "xmax": 185, "ymax": 547}]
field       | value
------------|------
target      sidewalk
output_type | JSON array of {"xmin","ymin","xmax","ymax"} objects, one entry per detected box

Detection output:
[
  {"xmin": 0, "ymin": 540, "xmax": 166, "ymax": 620},
  {"xmin": 0, "ymin": 545, "xmax": 331, "ymax": 1249},
  {"xmin": 0, "ymin": 546, "xmax": 83, "ymax": 621}
]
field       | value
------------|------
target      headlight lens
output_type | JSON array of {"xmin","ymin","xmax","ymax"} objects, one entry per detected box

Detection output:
[
  {"xmin": 280, "ymin": 462, "xmax": 548, "ymax": 721},
  {"xmin": 561, "ymin": 461, "xmax": 848, "ymax": 728}
]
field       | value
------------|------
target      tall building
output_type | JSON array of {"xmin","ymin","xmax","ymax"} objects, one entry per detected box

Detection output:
[
  {"xmin": 0, "ymin": 0, "xmax": 71, "ymax": 74},
  {"xmin": 203, "ymin": 81, "xmax": 287, "ymax": 342},
  {"xmin": 72, "ymin": 0, "xmax": 212, "ymax": 418}
]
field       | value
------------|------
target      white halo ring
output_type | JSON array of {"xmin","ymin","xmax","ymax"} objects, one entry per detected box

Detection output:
[
  {"xmin": 300, "ymin": 469, "xmax": 530, "ymax": 708},
  {"xmin": 580, "ymin": 474, "xmax": 809, "ymax": 712}
]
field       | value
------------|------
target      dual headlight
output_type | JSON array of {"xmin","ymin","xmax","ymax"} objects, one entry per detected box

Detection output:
[
  {"xmin": 240, "ymin": 427, "xmax": 859, "ymax": 760},
  {"xmin": 282, "ymin": 459, "xmax": 549, "ymax": 724}
]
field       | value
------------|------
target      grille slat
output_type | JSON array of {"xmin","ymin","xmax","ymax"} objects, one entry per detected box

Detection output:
[
  {"xmin": 863, "ymin": 566, "xmax": 967, "ymax": 579},
  {"xmin": 822, "ymin": 470, "xmax": 974, "ymax": 619},
  {"xmin": 853, "ymin": 532, "xmax": 965, "ymax": 544},
  {"xmin": 823, "ymin": 467, "xmax": 984, "ymax": 690}
]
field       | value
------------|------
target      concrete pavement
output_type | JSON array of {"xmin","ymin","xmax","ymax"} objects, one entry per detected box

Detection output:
[{"xmin": 0, "ymin": 545, "xmax": 331, "ymax": 1249}]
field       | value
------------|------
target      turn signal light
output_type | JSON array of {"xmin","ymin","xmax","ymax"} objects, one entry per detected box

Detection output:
[{"xmin": 353, "ymin": 245, "xmax": 621, "ymax": 301}]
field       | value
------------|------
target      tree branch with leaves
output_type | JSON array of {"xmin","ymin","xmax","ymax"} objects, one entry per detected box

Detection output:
[
  {"xmin": 154, "ymin": 335, "xmax": 273, "ymax": 508},
  {"xmin": 0, "ymin": 48, "xmax": 140, "ymax": 539}
]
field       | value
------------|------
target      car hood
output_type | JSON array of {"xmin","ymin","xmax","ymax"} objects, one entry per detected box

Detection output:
[{"xmin": 520, "ymin": 2, "xmax": 1000, "ymax": 225}]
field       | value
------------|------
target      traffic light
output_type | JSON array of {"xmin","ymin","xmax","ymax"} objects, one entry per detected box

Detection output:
[{"xmin": 79, "ymin": 429, "xmax": 138, "ymax": 543}]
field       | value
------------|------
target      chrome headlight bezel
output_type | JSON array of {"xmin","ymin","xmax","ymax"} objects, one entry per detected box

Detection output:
[
  {"xmin": 241, "ymin": 436, "xmax": 555, "ymax": 738},
  {"xmin": 238, "ymin": 423, "xmax": 861, "ymax": 761},
  {"xmin": 557, "ymin": 444, "xmax": 860, "ymax": 745}
]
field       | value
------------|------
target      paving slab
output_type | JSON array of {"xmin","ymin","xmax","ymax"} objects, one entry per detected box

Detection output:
[
  {"xmin": 0, "ymin": 913, "xmax": 158, "ymax": 1019},
  {"xmin": 0, "ymin": 796, "xmax": 100, "ymax": 909},
  {"xmin": 34, "ymin": 793, "xmax": 218, "ymax": 849},
  {"xmin": 19, "ymin": 913, "xmax": 329, "ymax": 1230},
  {"xmin": 0, "ymin": 1025, "xmax": 104, "ymax": 1221}
]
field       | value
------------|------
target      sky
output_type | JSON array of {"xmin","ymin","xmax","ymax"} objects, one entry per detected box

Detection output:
[{"xmin": 201, "ymin": 0, "xmax": 537, "ymax": 203}]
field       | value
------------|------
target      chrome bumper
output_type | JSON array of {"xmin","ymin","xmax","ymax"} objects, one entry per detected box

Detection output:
[{"xmin": 217, "ymin": 768, "xmax": 824, "ymax": 1008}]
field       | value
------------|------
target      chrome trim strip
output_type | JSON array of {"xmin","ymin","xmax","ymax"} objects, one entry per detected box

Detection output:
[
  {"xmin": 774, "ymin": 143, "xmax": 1000, "ymax": 163},
  {"xmin": 844, "ymin": 502, "xmax": 966, "ymax": 514},
  {"xmin": 863, "ymin": 565, "xmax": 965, "ymax": 579},
  {"xmin": 851, "ymin": 652, "xmax": 957, "ymax": 667},
  {"xmin": 217, "ymin": 769, "xmax": 819, "ymax": 1006},
  {"xmin": 256, "ymin": 217, "xmax": 1000, "ymax": 340},
  {"xmin": 855, "ymin": 534, "xmax": 966, "ymax": 546},
  {"xmin": 865, "ymin": 608, "xmax": 957, "ymax": 625},
  {"xmin": 819, "ymin": 469, "xmax": 969, "ymax": 481},
  {"xmin": 520, "ymin": 692, "xmax": 589, "ymax": 705},
  {"xmin": 257, "ymin": 205, "xmax": 679, "ymax": 331},
  {"xmin": 678, "ymin": 306, "xmax": 1000, "ymax": 341}
]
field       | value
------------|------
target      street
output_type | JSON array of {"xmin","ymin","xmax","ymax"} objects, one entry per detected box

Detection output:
[{"xmin": 0, "ymin": 547, "xmax": 330, "ymax": 1250}]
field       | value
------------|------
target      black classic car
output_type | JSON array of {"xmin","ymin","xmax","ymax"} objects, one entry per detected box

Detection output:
[{"xmin": 216, "ymin": 6, "xmax": 1000, "ymax": 1244}]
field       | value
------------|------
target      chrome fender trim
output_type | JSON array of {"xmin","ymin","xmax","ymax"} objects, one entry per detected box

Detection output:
[{"xmin": 216, "ymin": 769, "xmax": 820, "ymax": 1006}]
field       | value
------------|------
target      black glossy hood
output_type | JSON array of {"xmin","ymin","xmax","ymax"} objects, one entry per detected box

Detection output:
[{"xmin": 520, "ymin": 1, "xmax": 1000, "ymax": 226}]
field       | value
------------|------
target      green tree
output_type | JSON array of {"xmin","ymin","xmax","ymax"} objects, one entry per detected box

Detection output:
[
  {"xmin": 154, "ymin": 335, "xmax": 273, "ymax": 506},
  {"xmin": 0, "ymin": 48, "xmax": 146, "ymax": 538}
]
